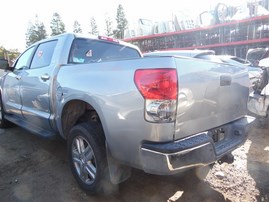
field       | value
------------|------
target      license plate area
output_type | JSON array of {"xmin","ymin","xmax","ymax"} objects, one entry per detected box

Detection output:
[{"xmin": 210, "ymin": 127, "xmax": 225, "ymax": 143}]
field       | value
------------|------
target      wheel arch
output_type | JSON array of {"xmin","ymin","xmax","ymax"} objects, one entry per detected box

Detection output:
[
  {"xmin": 58, "ymin": 98, "xmax": 107, "ymax": 141},
  {"xmin": 61, "ymin": 98, "xmax": 132, "ymax": 185}
]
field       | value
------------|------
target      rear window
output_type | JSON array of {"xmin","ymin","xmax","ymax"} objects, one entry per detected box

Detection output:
[
  {"xmin": 68, "ymin": 38, "xmax": 140, "ymax": 64},
  {"xmin": 230, "ymin": 57, "xmax": 251, "ymax": 65},
  {"xmin": 196, "ymin": 54, "xmax": 223, "ymax": 63}
]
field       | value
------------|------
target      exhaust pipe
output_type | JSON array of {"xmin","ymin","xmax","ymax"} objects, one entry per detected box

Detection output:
[{"xmin": 217, "ymin": 153, "xmax": 234, "ymax": 164}]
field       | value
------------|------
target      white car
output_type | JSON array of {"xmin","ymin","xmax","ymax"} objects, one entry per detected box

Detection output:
[{"xmin": 144, "ymin": 51, "xmax": 264, "ymax": 93}]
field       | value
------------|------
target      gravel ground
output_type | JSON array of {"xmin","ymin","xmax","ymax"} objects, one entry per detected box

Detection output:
[
  {"xmin": 0, "ymin": 121, "xmax": 268, "ymax": 202},
  {"xmin": 205, "ymin": 123, "xmax": 269, "ymax": 202}
]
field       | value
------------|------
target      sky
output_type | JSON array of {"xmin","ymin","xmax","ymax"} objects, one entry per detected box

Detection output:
[{"xmin": 0, "ymin": 0, "xmax": 246, "ymax": 52}]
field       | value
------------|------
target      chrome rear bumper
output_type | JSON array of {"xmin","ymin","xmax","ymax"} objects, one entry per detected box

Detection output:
[{"xmin": 140, "ymin": 116, "xmax": 255, "ymax": 175}]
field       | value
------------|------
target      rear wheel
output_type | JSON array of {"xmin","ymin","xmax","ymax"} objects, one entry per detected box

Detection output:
[{"xmin": 67, "ymin": 122, "xmax": 116, "ymax": 195}]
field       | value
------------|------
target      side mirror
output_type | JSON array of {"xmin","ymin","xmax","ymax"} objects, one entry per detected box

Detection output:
[{"xmin": 0, "ymin": 59, "xmax": 9, "ymax": 70}]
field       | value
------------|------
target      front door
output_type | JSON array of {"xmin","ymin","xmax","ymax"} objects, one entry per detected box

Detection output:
[{"xmin": 3, "ymin": 46, "xmax": 36, "ymax": 117}]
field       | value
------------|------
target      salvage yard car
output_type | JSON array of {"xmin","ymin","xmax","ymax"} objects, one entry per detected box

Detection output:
[
  {"xmin": 144, "ymin": 50, "xmax": 264, "ymax": 92},
  {"xmin": 0, "ymin": 33, "xmax": 255, "ymax": 195}
]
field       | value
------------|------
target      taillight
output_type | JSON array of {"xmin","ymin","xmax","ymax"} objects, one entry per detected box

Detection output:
[{"xmin": 134, "ymin": 69, "xmax": 178, "ymax": 123}]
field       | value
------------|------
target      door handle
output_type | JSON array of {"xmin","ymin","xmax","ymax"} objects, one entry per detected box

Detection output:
[
  {"xmin": 40, "ymin": 74, "xmax": 50, "ymax": 81},
  {"xmin": 16, "ymin": 75, "xmax": 22, "ymax": 80}
]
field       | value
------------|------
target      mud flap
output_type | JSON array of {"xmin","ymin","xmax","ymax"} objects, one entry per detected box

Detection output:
[{"xmin": 106, "ymin": 143, "xmax": 131, "ymax": 184}]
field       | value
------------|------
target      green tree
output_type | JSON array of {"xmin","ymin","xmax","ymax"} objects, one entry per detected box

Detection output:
[
  {"xmin": 0, "ymin": 46, "xmax": 20, "ymax": 64},
  {"xmin": 8, "ymin": 48, "xmax": 20, "ymax": 62},
  {"xmin": 114, "ymin": 4, "xmax": 128, "ymax": 39},
  {"xmin": 0, "ymin": 46, "xmax": 7, "ymax": 59},
  {"xmin": 104, "ymin": 15, "xmax": 113, "ymax": 37},
  {"xmin": 25, "ymin": 15, "xmax": 47, "ymax": 47},
  {"xmin": 73, "ymin": 20, "xmax": 82, "ymax": 33},
  {"xmin": 89, "ymin": 17, "xmax": 99, "ymax": 35},
  {"xmin": 50, "ymin": 12, "xmax": 66, "ymax": 36}
]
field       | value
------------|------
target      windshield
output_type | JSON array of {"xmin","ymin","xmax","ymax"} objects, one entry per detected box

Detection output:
[
  {"xmin": 215, "ymin": 55, "xmax": 252, "ymax": 66},
  {"xmin": 196, "ymin": 54, "xmax": 223, "ymax": 63},
  {"xmin": 230, "ymin": 56, "xmax": 250, "ymax": 64}
]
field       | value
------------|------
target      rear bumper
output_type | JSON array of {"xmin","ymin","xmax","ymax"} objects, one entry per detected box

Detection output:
[{"xmin": 140, "ymin": 116, "xmax": 255, "ymax": 175}]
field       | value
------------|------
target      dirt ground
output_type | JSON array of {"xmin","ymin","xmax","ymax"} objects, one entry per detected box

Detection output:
[{"xmin": 0, "ymin": 121, "xmax": 268, "ymax": 202}]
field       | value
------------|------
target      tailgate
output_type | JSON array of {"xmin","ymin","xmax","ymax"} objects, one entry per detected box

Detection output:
[{"xmin": 174, "ymin": 57, "xmax": 250, "ymax": 140}]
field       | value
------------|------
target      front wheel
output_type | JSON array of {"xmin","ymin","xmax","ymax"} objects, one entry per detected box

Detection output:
[
  {"xmin": 67, "ymin": 122, "xmax": 116, "ymax": 195},
  {"xmin": 0, "ymin": 98, "xmax": 11, "ymax": 128}
]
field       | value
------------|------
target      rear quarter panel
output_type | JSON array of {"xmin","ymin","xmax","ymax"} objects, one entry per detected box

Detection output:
[
  {"xmin": 55, "ymin": 56, "xmax": 250, "ymax": 168},
  {"xmin": 56, "ymin": 57, "xmax": 176, "ymax": 168}
]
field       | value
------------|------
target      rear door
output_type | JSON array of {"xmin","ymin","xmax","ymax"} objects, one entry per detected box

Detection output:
[{"xmin": 20, "ymin": 40, "xmax": 57, "ymax": 131}]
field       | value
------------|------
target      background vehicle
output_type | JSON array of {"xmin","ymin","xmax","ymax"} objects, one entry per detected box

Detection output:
[
  {"xmin": 143, "ymin": 49, "xmax": 215, "ymax": 58},
  {"xmin": 0, "ymin": 33, "xmax": 254, "ymax": 195},
  {"xmin": 145, "ymin": 50, "xmax": 264, "ymax": 91},
  {"xmin": 215, "ymin": 55, "xmax": 264, "ymax": 92}
]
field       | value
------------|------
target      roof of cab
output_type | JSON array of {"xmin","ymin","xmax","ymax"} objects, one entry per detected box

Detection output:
[{"xmin": 29, "ymin": 33, "xmax": 141, "ymax": 54}]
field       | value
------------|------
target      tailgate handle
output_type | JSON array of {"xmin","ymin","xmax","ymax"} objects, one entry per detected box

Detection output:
[{"xmin": 220, "ymin": 75, "xmax": 231, "ymax": 86}]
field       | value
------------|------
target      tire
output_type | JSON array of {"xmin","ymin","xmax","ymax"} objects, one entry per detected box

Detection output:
[
  {"xmin": 67, "ymin": 122, "xmax": 116, "ymax": 195},
  {"xmin": 0, "ymin": 97, "xmax": 11, "ymax": 128}
]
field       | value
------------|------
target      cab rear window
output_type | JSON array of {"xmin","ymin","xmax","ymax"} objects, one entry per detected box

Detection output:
[{"xmin": 68, "ymin": 38, "xmax": 141, "ymax": 64}]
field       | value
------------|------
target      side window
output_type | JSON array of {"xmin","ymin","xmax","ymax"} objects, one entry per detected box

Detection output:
[
  {"xmin": 30, "ymin": 40, "xmax": 57, "ymax": 69},
  {"xmin": 14, "ymin": 47, "xmax": 35, "ymax": 71}
]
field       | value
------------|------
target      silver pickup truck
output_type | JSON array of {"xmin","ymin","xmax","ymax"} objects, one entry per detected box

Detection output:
[{"xmin": 0, "ymin": 33, "xmax": 255, "ymax": 195}]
